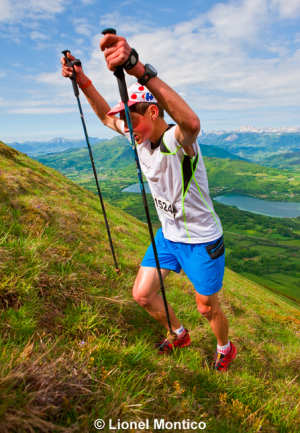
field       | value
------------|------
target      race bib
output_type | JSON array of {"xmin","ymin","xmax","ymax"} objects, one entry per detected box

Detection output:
[{"xmin": 154, "ymin": 195, "xmax": 175, "ymax": 219}]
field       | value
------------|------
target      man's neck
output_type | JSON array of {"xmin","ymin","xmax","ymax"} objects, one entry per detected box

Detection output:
[{"xmin": 149, "ymin": 118, "xmax": 169, "ymax": 144}]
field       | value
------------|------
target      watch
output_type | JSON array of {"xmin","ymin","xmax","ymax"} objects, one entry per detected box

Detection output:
[{"xmin": 138, "ymin": 64, "xmax": 157, "ymax": 86}]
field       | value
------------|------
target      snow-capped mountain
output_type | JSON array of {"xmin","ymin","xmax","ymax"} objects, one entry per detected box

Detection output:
[
  {"xmin": 200, "ymin": 125, "xmax": 300, "ymax": 136},
  {"xmin": 235, "ymin": 125, "xmax": 300, "ymax": 134}
]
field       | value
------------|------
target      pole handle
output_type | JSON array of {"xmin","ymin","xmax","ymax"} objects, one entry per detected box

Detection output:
[
  {"xmin": 101, "ymin": 28, "xmax": 117, "ymax": 35},
  {"xmin": 62, "ymin": 50, "xmax": 80, "ymax": 97},
  {"xmin": 101, "ymin": 29, "xmax": 129, "ymax": 103}
]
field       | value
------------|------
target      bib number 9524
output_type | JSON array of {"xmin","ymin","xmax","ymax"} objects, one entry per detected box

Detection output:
[{"xmin": 154, "ymin": 195, "xmax": 175, "ymax": 219}]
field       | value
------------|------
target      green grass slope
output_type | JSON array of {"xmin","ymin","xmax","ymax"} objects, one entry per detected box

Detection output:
[
  {"xmin": 0, "ymin": 141, "xmax": 300, "ymax": 432},
  {"xmin": 34, "ymin": 135, "xmax": 133, "ymax": 171},
  {"xmin": 260, "ymin": 151, "xmax": 300, "ymax": 171},
  {"xmin": 200, "ymin": 144, "xmax": 247, "ymax": 160},
  {"xmin": 33, "ymin": 137, "xmax": 244, "ymax": 174},
  {"xmin": 204, "ymin": 157, "xmax": 300, "ymax": 201}
]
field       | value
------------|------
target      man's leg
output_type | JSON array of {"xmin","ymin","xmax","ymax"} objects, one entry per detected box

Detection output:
[
  {"xmin": 132, "ymin": 266, "xmax": 181, "ymax": 331},
  {"xmin": 195, "ymin": 291, "xmax": 229, "ymax": 346},
  {"xmin": 196, "ymin": 291, "xmax": 237, "ymax": 371}
]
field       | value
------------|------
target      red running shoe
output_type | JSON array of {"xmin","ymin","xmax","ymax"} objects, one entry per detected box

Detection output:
[
  {"xmin": 154, "ymin": 329, "xmax": 191, "ymax": 354},
  {"xmin": 213, "ymin": 342, "xmax": 237, "ymax": 371}
]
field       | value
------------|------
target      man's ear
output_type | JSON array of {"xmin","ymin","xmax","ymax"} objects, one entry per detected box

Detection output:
[{"xmin": 148, "ymin": 104, "xmax": 159, "ymax": 120}]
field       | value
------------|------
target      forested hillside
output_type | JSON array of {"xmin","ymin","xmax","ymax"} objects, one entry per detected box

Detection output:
[{"xmin": 260, "ymin": 151, "xmax": 300, "ymax": 171}]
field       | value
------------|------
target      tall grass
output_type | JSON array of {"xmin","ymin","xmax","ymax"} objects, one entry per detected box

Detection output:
[{"xmin": 0, "ymin": 141, "xmax": 300, "ymax": 432}]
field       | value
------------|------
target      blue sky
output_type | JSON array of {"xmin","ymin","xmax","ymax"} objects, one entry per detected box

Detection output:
[{"xmin": 1, "ymin": 0, "xmax": 300, "ymax": 142}]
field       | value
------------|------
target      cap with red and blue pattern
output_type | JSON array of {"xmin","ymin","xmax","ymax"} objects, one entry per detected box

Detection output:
[{"xmin": 107, "ymin": 83, "xmax": 158, "ymax": 116}]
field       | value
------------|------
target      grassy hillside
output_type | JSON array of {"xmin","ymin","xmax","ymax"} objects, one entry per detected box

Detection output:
[
  {"xmin": 199, "ymin": 144, "xmax": 246, "ymax": 160},
  {"xmin": 33, "ymin": 136, "xmax": 244, "ymax": 171},
  {"xmin": 260, "ymin": 151, "xmax": 300, "ymax": 171},
  {"xmin": 1, "ymin": 141, "xmax": 300, "ymax": 432},
  {"xmin": 204, "ymin": 157, "xmax": 300, "ymax": 202}
]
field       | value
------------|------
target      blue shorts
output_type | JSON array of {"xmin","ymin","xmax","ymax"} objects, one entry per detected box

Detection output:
[{"xmin": 141, "ymin": 228, "xmax": 225, "ymax": 296}]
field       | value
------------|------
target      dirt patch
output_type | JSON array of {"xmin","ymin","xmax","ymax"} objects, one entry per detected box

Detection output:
[{"xmin": 0, "ymin": 288, "xmax": 22, "ymax": 310}]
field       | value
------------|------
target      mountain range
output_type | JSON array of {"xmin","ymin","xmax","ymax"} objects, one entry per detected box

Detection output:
[
  {"xmin": 198, "ymin": 126, "xmax": 300, "ymax": 168},
  {"xmin": 6, "ymin": 124, "xmax": 300, "ymax": 170},
  {"xmin": 6, "ymin": 137, "xmax": 105, "ymax": 155},
  {"xmin": 200, "ymin": 125, "xmax": 300, "ymax": 135}
]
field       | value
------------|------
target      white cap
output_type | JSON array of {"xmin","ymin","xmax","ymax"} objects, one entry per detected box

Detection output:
[{"xmin": 107, "ymin": 82, "xmax": 157, "ymax": 116}]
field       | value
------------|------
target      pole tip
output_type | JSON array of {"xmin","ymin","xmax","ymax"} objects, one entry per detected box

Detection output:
[{"xmin": 168, "ymin": 331, "xmax": 178, "ymax": 343}]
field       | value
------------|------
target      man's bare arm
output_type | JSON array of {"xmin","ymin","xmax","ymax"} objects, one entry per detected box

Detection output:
[
  {"xmin": 144, "ymin": 75, "xmax": 200, "ymax": 151},
  {"xmin": 80, "ymin": 84, "xmax": 124, "ymax": 135},
  {"xmin": 100, "ymin": 34, "xmax": 200, "ymax": 151},
  {"xmin": 61, "ymin": 52, "xmax": 124, "ymax": 135}
]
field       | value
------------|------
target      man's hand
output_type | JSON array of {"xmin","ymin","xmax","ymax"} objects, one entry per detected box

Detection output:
[
  {"xmin": 61, "ymin": 52, "xmax": 89, "ymax": 87},
  {"xmin": 100, "ymin": 34, "xmax": 144, "ymax": 77}
]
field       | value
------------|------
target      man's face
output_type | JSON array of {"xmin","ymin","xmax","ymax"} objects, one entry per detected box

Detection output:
[{"xmin": 120, "ymin": 107, "xmax": 153, "ymax": 145}]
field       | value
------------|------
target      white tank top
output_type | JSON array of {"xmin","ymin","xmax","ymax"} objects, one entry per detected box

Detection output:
[{"xmin": 123, "ymin": 124, "xmax": 222, "ymax": 244}]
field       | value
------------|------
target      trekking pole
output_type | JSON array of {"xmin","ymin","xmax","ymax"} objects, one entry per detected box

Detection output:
[
  {"xmin": 101, "ymin": 29, "xmax": 176, "ymax": 339},
  {"xmin": 62, "ymin": 50, "xmax": 119, "ymax": 273}
]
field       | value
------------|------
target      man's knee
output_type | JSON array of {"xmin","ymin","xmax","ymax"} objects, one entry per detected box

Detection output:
[
  {"xmin": 132, "ymin": 286, "xmax": 153, "ymax": 308},
  {"xmin": 197, "ymin": 302, "xmax": 213, "ymax": 320}
]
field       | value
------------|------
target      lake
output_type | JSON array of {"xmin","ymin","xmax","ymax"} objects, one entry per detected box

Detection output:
[
  {"xmin": 213, "ymin": 194, "xmax": 300, "ymax": 218},
  {"xmin": 122, "ymin": 183, "xmax": 151, "ymax": 194},
  {"xmin": 122, "ymin": 184, "xmax": 300, "ymax": 218}
]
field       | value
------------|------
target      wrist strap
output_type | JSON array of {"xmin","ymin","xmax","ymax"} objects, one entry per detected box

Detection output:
[{"xmin": 121, "ymin": 48, "xmax": 139, "ymax": 70}]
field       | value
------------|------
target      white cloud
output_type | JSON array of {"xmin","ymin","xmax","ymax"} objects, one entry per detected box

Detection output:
[
  {"xmin": 96, "ymin": 1, "xmax": 300, "ymax": 111},
  {"xmin": 0, "ymin": 0, "xmax": 68, "ymax": 23},
  {"xmin": 36, "ymin": 70, "xmax": 69, "ymax": 86},
  {"xmin": 8, "ymin": 107, "xmax": 77, "ymax": 114},
  {"xmin": 207, "ymin": 0, "xmax": 269, "ymax": 43},
  {"xmin": 0, "ymin": 70, "xmax": 6, "ymax": 78},
  {"xmin": 72, "ymin": 18, "xmax": 93, "ymax": 37},
  {"xmin": 99, "ymin": 12, "xmax": 151, "ymax": 35},
  {"xmin": 295, "ymin": 33, "xmax": 300, "ymax": 44},
  {"xmin": 269, "ymin": 0, "xmax": 300, "ymax": 18},
  {"xmin": 30, "ymin": 31, "xmax": 49, "ymax": 40},
  {"xmin": 2, "ymin": 0, "xmax": 300, "ymax": 121}
]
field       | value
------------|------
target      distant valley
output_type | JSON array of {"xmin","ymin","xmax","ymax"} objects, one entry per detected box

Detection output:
[{"xmin": 31, "ymin": 135, "xmax": 300, "ymax": 204}]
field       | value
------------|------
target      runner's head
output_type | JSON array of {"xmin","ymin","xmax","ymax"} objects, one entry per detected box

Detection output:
[
  {"xmin": 108, "ymin": 83, "xmax": 165, "ymax": 144},
  {"xmin": 107, "ymin": 83, "xmax": 164, "ymax": 118}
]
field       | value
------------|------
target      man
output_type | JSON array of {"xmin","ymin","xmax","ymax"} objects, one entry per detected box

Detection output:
[{"xmin": 61, "ymin": 33, "xmax": 237, "ymax": 371}]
